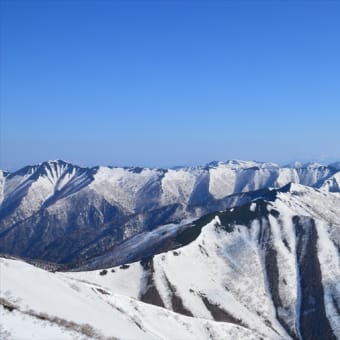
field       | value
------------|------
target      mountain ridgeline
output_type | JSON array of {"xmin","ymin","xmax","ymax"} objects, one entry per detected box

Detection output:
[
  {"xmin": 67, "ymin": 183, "xmax": 340, "ymax": 339},
  {"xmin": 1, "ymin": 160, "xmax": 340, "ymax": 339},
  {"xmin": 0, "ymin": 159, "xmax": 340, "ymax": 264}
]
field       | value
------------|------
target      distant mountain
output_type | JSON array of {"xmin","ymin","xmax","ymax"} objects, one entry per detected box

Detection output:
[{"xmin": 0, "ymin": 159, "xmax": 339, "ymax": 264}]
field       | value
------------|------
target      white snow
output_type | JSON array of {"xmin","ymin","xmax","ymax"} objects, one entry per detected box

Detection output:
[
  {"xmin": 315, "ymin": 221, "xmax": 340, "ymax": 338},
  {"xmin": 319, "ymin": 172, "xmax": 340, "ymax": 192},
  {"xmin": 209, "ymin": 166, "xmax": 237, "ymax": 199},
  {"xmin": 2, "ymin": 181, "xmax": 340, "ymax": 339},
  {"xmin": 0, "ymin": 170, "xmax": 6, "ymax": 205},
  {"xmin": 0, "ymin": 258, "xmax": 268, "ymax": 340},
  {"xmin": 161, "ymin": 169, "xmax": 197, "ymax": 205},
  {"xmin": 64, "ymin": 184, "xmax": 340, "ymax": 340},
  {"xmin": 1, "ymin": 160, "xmax": 339, "ymax": 237},
  {"xmin": 90, "ymin": 166, "xmax": 161, "ymax": 212}
]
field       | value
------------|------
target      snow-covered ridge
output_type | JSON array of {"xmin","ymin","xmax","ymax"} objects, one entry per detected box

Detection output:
[
  {"xmin": 206, "ymin": 160, "xmax": 279, "ymax": 169},
  {"xmin": 66, "ymin": 185, "xmax": 340, "ymax": 340},
  {"xmin": 1, "ymin": 159, "xmax": 338, "ymax": 214},
  {"xmin": 0, "ymin": 160, "xmax": 94, "ymax": 227},
  {"xmin": 4, "ymin": 158, "xmax": 340, "ymax": 174}
]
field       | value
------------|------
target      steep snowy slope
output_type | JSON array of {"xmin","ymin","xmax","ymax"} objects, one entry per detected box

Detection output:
[
  {"xmin": 0, "ymin": 170, "xmax": 7, "ymax": 205},
  {"xmin": 1, "ymin": 160, "xmax": 339, "ymax": 264},
  {"xmin": 0, "ymin": 160, "xmax": 94, "ymax": 228},
  {"xmin": 90, "ymin": 166, "xmax": 165, "ymax": 213},
  {"xmin": 320, "ymin": 171, "xmax": 340, "ymax": 192},
  {"xmin": 0, "ymin": 257, "xmax": 269, "ymax": 340},
  {"xmin": 67, "ymin": 184, "xmax": 340, "ymax": 340}
]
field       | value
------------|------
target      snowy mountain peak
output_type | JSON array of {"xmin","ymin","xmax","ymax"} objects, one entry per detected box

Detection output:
[
  {"xmin": 206, "ymin": 160, "xmax": 279, "ymax": 169},
  {"xmin": 44, "ymin": 159, "xmax": 71, "ymax": 166},
  {"xmin": 35, "ymin": 160, "xmax": 75, "ymax": 179},
  {"xmin": 38, "ymin": 159, "xmax": 85, "ymax": 172},
  {"xmin": 302, "ymin": 161, "xmax": 325, "ymax": 168},
  {"xmin": 284, "ymin": 161, "xmax": 328, "ymax": 169},
  {"xmin": 284, "ymin": 161, "xmax": 303, "ymax": 168}
]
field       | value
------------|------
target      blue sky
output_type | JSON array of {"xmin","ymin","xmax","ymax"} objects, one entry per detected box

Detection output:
[{"xmin": 1, "ymin": 1, "xmax": 339, "ymax": 170}]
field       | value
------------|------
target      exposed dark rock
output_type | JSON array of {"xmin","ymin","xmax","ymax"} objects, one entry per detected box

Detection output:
[
  {"xmin": 119, "ymin": 264, "xmax": 129, "ymax": 269},
  {"xmin": 265, "ymin": 242, "xmax": 298, "ymax": 339},
  {"xmin": 294, "ymin": 216, "xmax": 336, "ymax": 340},
  {"xmin": 139, "ymin": 257, "xmax": 165, "ymax": 308},
  {"xmin": 200, "ymin": 295, "xmax": 243, "ymax": 325},
  {"xmin": 164, "ymin": 277, "xmax": 193, "ymax": 317}
]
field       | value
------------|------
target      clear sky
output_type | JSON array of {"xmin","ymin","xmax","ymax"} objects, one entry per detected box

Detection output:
[{"xmin": 1, "ymin": 0, "xmax": 340, "ymax": 170}]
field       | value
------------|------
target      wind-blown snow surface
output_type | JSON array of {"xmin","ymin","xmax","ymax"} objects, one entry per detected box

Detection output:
[
  {"xmin": 0, "ymin": 258, "xmax": 267, "ymax": 340},
  {"xmin": 1, "ymin": 160, "xmax": 340, "ymax": 264},
  {"xmin": 66, "ymin": 184, "xmax": 340, "ymax": 340}
]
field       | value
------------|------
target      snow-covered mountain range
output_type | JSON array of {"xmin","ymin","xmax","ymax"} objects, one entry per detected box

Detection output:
[
  {"xmin": 1, "ymin": 159, "xmax": 340, "ymax": 265},
  {"xmin": 1, "ymin": 182, "xmax": 339, "ymax": 339}
]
